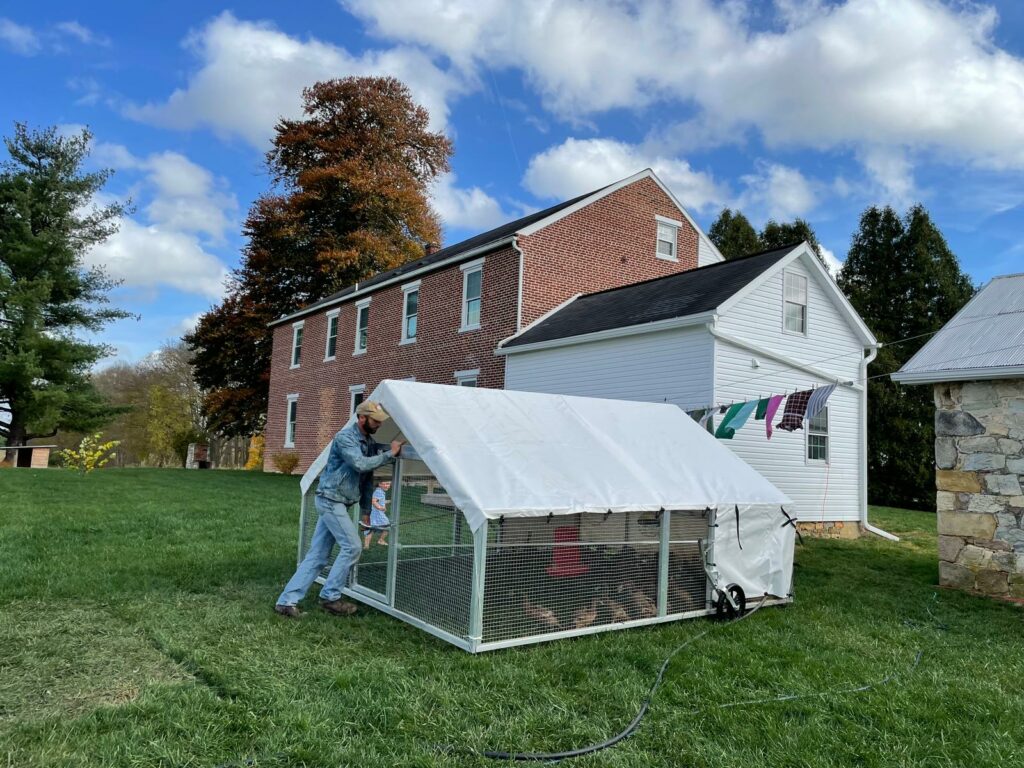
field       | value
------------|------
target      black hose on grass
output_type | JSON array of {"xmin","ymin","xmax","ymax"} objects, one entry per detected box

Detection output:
[{"xmin": 445, "ymin": 596, "xmax": 924, "ymax": 763}]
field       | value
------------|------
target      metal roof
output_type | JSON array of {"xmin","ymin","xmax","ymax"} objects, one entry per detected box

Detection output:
[{"xmin": 892, "ymin": 273, "xmax": 1024, "ymax": 384}]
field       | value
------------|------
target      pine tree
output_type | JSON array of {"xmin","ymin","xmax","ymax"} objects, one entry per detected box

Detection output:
[
  {"xmin": 0, "ymin": 124, "xmax": 130, "ymax": 457},
  {"xmin": 708, "ymin": 208, "xmax": 759, "ymax": 260},
  {"xmin": 839, "ymin": 205, "xmax": 974, "ymax": 509}
]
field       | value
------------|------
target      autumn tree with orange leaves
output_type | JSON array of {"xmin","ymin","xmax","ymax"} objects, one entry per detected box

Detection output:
[{"xmin": 187, "ymin": 77, "xmax": 452, "ymax": 437}]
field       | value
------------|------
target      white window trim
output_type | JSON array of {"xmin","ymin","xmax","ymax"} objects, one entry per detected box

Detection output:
[
  {"xmin": 805, "ymin": 406, "xmax": 829, "ymax": 465},
  {"xmin": 349, "ymin": 384, "xmax": 366, "ymax": 415},
  {"xmin": 460, "ymin": 257, "xmax": 485, "ymax": 332},
  {"xmin": 655, "ymin": 216, "xmax": 680, "ymax": 262},
  {"xmin": 323, "ymin": 309, "xmax": 340, "ymax": 361},
  {"xmin": 455, "ymin": 368, "xmax": 480, "ymax": 386},
  {"xmin": 290, "ymin": 321, "xmax": 304, "ymax": 369},
  {"xmin": 284, "ymin": 394, "xmax": 299, "ymax": 448},
  {"xmin": 400, "ymin": 280, "xmax": 421, "ymax": 345},
  {"xmin": 353, "ymin": 298, "xmax": 371, "ymax": 355},
  {"xmin": 782, "ymin": 270, "xmax": 809, "ymax": 337}
]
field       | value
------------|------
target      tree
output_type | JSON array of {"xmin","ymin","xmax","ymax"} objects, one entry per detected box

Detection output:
[
  {"xmin": 187, "ymin": 76, "xmax": 453, "ymax": 437},
  {"xmin": 0, "ymin": 124, "xmax": 130, "ymax": 457},
  {"xmin": 839, "ymin": 204, "xmax": 974, "ymax": 509},
  {"xmin": 708, "ymin": 208, "xmax": 759, "ymax": 260},
  {"xmin": 759, "ymin": 218, "xmax": 828, "ymax": 269}
]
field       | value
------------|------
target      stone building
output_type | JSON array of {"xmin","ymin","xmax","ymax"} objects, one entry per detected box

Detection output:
[{"xmin": 893, "ymin": 273, "xmax": 1024, "ymax": 599}]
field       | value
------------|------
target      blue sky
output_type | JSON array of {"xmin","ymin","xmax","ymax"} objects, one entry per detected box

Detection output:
[{"xmin": 3, "ymin": 0, "xmax": 1023, "ymax": 365}]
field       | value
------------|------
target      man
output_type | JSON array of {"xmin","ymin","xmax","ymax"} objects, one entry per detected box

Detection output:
[{"xmin": 274, "ymin": 400, "xmax": 403, "ymax": 618}]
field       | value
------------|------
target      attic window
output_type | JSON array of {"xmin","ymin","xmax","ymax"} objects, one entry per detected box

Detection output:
[
  {"xmin": 783, "ymin": 271, "xmax": 808, "ymax": 334},
  {"xmin": 655, "ymin": 216, "xmax": 680, "ymax": 261}
]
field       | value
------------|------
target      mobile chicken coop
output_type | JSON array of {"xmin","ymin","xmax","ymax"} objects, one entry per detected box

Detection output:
[{"xmin": 296, "ymin": 380, "xmax": 795, "ymax": 652}]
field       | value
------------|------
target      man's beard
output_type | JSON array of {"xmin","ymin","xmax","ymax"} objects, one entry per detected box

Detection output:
[{"xmin": 364, "ymin": 420, "xmax": 378, "ymax": 434}]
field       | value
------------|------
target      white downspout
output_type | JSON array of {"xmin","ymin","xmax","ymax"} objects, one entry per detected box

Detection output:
[
  {"xmin": 860, "ymin": 344, "xmax": 898, "ymax": 541},
  {"xmin": 513, "ymin": 235, "xmax": 525, "ymax": 332}
]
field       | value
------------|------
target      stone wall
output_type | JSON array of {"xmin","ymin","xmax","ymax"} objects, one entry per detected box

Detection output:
[{"xmin": 934, "ymin": 380, "xmax": 1024, "ymax": 598}]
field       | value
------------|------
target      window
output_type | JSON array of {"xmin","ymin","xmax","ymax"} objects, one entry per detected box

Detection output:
[
  {"xmin": 354, "ymin": 299, "xmax": 370, "ymax": 354},
  {"xmin": 401, "ymin": 281, "xmax": 420, "ymax": 343},
  {"xmin": 807, "ymin": 407, "xmax": 829, "ymax": 462},
  {"xmin": 455, "ymin": 368, "xmax": 479, "ymax": 387},
  {"xmin": 460, "ymin": 258, "xmax": 484, "ymax": 331},
  {"xmin": 655, "ymin": 216, "xmax": 680, "ymax": 261},
  {"xmin": 324, "ymin": 310, "xmax": 339, "ymax": 361},
  {"xmin": 349, "ymin": 384, "xmax": 365, "ymax": 415},
  {"xmin": 290, "ymin": 321, "xmax": 304, "ymax": 368},
  {"xmin": 784, "ymin": 272, "xmax": 808, "ymax": 334},
  {"xmin": 285, "ymin": 394, "xmax": 299, "ymax": 447}
]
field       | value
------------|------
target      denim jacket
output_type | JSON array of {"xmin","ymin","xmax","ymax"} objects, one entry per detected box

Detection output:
[{"xmin": 316, "ymin": 421, "xmax": 395, "ymax": 510}]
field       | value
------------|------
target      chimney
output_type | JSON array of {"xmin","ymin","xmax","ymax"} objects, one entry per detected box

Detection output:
[{"xmin": 425, "ymin": 242, "xmax": 438, "ymax": 256}]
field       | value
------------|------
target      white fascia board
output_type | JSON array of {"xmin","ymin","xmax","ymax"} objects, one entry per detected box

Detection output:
[
  {"xmin": 269, "ymin": 237, "xmax": 513, "ymax": 327},
  {"xmin": 717, "ymin": 244, "xmax": 877, "ymax": 346},
  {"xmin": 710, "ymin": 327, "xmax": 863, "ymax": 391},
  {"xmin": 891, "ymin": 366, "xmax": 1024, "ymax": 385},
  {"xmin": 496, "ymin": 312, "xmax": 717, "ymax": 356}
]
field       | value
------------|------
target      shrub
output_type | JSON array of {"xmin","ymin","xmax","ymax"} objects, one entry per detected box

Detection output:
[
  {"xmin": 272, "ymin": 451, "xmax": 299, "ymax": 475},
  {"xmin": 245, "ymin": 434, "xmax": 265, "ymax": 471},
  {"xmin": 59, "ymin": 433, "xmax": 120, "ymax": 474}
]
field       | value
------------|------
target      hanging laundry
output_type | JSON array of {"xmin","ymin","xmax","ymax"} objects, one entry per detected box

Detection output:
[
  {"xmin": 776, "ymin": 389, "xmax": 813, "ymax": 431},
  {"xmin": 686, "ymin": 407, "xmax": 706, "ymax": 422},
  {"xmin": 715, "ymin": 400, "xmax": 757, "ymax": 439},
  {"xmin": 754, "ymin": 398, "xmax": 770, "ymax": 420},
  {"xmin": 805, "ymin": 383, "xmax": 837, "ymax": 422},
  {"xmin": 698, "ymin": 409, "xmax": 714, "ymax": 432},
  {"xmin": 764, "ymin": 394, "xmax": 786, "ymax": 439},
  {"xmin": 714, "ymin": 403, "xmax": 744, "ymax": 439}
]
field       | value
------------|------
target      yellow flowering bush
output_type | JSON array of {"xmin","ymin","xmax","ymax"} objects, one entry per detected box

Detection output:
[{"xmin": 59, "ymin": 433, "xmax": 120, "ymax": 474}]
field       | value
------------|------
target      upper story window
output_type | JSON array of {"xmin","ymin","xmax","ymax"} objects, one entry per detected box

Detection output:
[
  {"xmin": 354, "ymin": 298, "xmax": 370, "ymax": 354},
  {"xmin": 349, "ymin": 384, "xmax": 365, "ymax": 415},
  {"xmin": 324, "ymin": 309, "xmax": 339, "ymax": 361},
  {"xmin": 285, "ymin": 394, "xmax": 299, "ymax": 448},
  {"xmin": 807, "ymin": 406, "xmax": 829, "ymax": 463},
  {"xmin": 783, "ymin": 271, "xmax": 808, "ymax": 334},
  {"xmin": 460, "ymin": 258, "xmax": 484, "ymax": 331},
  {"xmin": 655, "ymin": 216, "xmax": 680, "ymax": 261},
  {"xmin": 401, "ymin": 281, "xmax": 420, "ymax": 344},
  {"xmin": 290, "ymin": 321, "xmax": 304, "ymax": 368},
  {"xmin": 455, "ymin": 368, "xmax": 479, "ymax": 387}
]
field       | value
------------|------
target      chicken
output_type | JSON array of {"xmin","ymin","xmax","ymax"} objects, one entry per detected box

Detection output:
[
  {"xmin": 572, "ymin": 598, "xmax": 600, "ymax": 629},
  {"xmin": 631, "ymin": 589, "xmax": 657, "ymax": 619},
  {"xmin": 598, "ymin": 597, "xmax": 630, "ymax": 623},
  {"xmin": 522, "ymin": 598, "xmax": 560, "ymax": 630}
]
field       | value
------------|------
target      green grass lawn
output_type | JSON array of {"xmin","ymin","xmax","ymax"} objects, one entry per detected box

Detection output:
[{"xmin": 1, "ymin": 468, "xmax": 1022, "ymax": 767}]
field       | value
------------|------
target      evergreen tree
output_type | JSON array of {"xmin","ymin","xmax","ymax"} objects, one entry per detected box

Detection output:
[
  {"xmin": 760, "ymin": 218, "xmax": 828, "ymax": 269},
  {"xmin": 0, "ymin": 124, "xmax": 130, "ymax": 457},
  {"xmin": 839, "ymin": 205, "xmax": 974, "ymax": 509},
  {"xmin": 708, "ymin": 208, "xmax": 759, "ymax": 260},
  {"xmin": 187, "ymin": 76, "xmax": 453, "ymax": 437}
]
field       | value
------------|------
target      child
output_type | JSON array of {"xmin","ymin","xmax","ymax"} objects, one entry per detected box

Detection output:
[{"xmin": 364, "ymin": 480, "xmax": 391, "ymax": 548}]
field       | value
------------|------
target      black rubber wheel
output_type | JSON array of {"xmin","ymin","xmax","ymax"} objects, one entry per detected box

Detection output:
[{"xmin": 714, "ymin": 583, "xmax": 747, "ymax": 620}]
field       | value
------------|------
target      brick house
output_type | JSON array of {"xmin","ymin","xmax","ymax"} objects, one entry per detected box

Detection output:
[{"xmin": 265, "ymin": 169, "xmax": 723, "ymax": 471}]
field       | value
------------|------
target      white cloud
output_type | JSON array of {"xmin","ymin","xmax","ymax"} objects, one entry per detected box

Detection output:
[
  {"xmin": 523, "ymin": 137, "xmax": 726, "ymax": 213},
  {"xmin": 55, "ymin": 21, "xmax": 109, "ymax": 46},
  {"xmin": 819, "ymin": 244, "xmax": 843, "ymax": 277},
  {"xmin": 431, "ymin": 173, "xmax": 511, "ymax": 232},
  {"xmin": 0, "ymin": 18, "xmax": 39, "ymax": 55},
  {"xmin": 736, "ymin": 162, "xmax": 817, "ymax": 221},
  {"xmin": 176, "ymin": 312, "xmax": 205, "ymax": 335},
  {"xmin": 125, "ymin": 12, "xmax": 465, "ymax": 148},
  {"xmin": 86, "ymin": 218, "xmax": 230, "ymax": 300},
  {"xmin": 344, "ymin": 0, "xmax": 1024, "ymax": 170},
  {"xmin": 858, "ymin": 146, "xmax": 916, "ymax": 207}
]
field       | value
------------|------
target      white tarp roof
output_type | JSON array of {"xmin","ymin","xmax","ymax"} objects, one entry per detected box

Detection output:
[{"xmin": 366, "ymin": 379, "xmax": 790, "ymax": 532}]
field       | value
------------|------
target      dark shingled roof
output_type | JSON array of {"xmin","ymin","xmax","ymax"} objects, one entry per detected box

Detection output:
[
  {"xmin": 271, "ymin": 185, "xmax": 604, "ymax": 326},
  {"xmin": 502, "ymin": 243, "xmax": 801, "ymax": 348}
]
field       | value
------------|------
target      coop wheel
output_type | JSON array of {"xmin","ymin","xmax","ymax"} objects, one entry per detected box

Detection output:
[{"xmin": 714, "ymin": 583, "xmax": 746, "ymax": 620}]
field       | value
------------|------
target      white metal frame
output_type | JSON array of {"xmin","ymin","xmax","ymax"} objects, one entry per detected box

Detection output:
[
  {"xmin": 354, "ymin": 298, "xmax": 370, "ymax": 355},
  {"xmin": 323, "ymin": 309, "xmax": 339, "ymax": 361},
  {"xmin": 782, "ymin": 269, "xmax": 809, "ymax": 336},
  {"xmin": 284, "ymin": 394, "xmax": 299, "ymax": 448},
  {"xmin": 400, "ymin": 280, "xmax": 420, "ymax": 344},
  {"xmin": 805, "ymin": 405, "xmax": 830, "ymax": 465},
  {"xmin": 460, "ymin": 258, "xmax": 484, "ymax": 332},
  {"xmin": 655, "ymin": 215, "xmax": 681, "ymax": 262},
  {"xmin": 290, "ymin": 321, "xmax": 304, "ymax": 368}
]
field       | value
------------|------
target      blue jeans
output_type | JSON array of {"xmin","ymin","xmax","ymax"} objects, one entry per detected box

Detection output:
[{"xmin": 277, "ymin": 495, "xmax": 362, "ymax": 606}]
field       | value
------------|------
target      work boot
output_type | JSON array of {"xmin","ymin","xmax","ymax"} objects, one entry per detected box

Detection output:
[
  {"xmin": 320, "ymin": 599, "xmax": 358, "ymax": 616},
  {"xmin": 274, "ymin": 604, "xmax": 301, "ymax": 619}
]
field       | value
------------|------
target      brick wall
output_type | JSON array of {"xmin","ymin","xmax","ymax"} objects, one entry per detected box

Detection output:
[
  {"xmin": 266, "ymin": 245, "xmax": 519, "ymax": 471},
  {"xmin": 518, "ymin": 176, "xmax": 699, "ymax": 326}
]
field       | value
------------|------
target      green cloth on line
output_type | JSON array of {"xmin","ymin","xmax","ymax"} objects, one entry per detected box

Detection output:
[
  {"xmin": 754, "ymin": 397, "xmax": 770, "ymax": 420},
  {"xmin": 714, "ymin": 403, "xmax": 744, "ymax": 439}
]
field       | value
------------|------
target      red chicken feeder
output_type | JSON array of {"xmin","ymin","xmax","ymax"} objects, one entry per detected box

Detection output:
[{"xmin": 546, "ymin": 525, "xmax": 589, "ymax": 577}]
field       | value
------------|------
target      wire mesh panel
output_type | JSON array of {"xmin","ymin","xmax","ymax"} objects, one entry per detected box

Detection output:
[
  {"xmin": 481, "ymin": 511, "xmax": 667, "ymax": 644},
  {"xmin": 391, "ymin": 469, "xmax": 473, "ymax": 639},
  {"xmin": 667, "ymin": 509, "xmax": 710, "ymax": 615},
  {"xmin": 350, "ymin": 466, "xmax": 394, "ymax": 598}
]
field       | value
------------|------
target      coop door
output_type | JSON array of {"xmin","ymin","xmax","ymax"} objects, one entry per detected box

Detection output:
[{"xmin": 349, "ymin": 464, "xmax": 394, "ymax": 603}]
